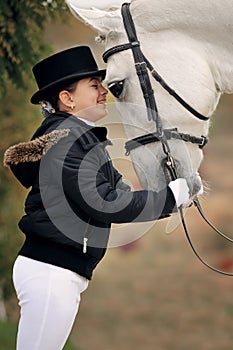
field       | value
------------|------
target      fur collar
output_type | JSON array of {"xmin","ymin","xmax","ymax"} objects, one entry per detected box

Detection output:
[{"xmin": 4, "ymin": 129, "xmax": 70, "ymax": 166}]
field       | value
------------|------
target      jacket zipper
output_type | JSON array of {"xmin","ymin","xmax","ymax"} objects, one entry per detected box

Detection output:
[{"xmin": 83, "ymin": 217, "xmax": 91, "ymax": 254}]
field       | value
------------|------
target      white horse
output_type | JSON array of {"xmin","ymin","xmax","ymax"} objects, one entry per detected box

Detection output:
[{"xmin": 65, "ymin": 0, "xmax": 233, "ymax": 195}]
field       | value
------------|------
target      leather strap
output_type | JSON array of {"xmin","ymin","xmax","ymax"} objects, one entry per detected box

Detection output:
[{"xmin": 125, "ymin": 128, "xmax": 208, "ymax": 155}]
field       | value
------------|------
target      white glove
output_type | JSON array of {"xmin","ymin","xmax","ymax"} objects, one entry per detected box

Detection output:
[{"xmin": 168, "ymin": 178, "xmax": 190, "ymax": 208}]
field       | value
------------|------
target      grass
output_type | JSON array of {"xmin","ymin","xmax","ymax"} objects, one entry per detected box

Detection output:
[{"xmin": 0, "ymin": 320, "xmax": 79, "ymax": 350}]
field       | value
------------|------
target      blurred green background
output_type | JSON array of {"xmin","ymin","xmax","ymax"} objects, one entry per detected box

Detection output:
[{"xmin": 1, "ymin": 1, "xmax": 233, "ymax": 350}]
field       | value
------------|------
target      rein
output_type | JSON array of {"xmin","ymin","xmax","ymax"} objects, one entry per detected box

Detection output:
[{"xmin": 103, "ymin": 2, "xmax": 233, "ymax": 276}]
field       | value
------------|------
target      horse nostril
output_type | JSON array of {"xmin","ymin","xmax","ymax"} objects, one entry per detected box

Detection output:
[{"xmin": 108, "ymin": 80, "xmax": 124, "ymax": 98}]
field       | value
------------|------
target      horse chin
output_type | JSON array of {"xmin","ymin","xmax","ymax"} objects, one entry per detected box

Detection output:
[{"xmin": 187, "ymin": 173, "xmax": 203, "ymax": 197}]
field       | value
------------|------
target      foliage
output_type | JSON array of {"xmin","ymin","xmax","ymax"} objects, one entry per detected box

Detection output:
[
  {"xmin": 0, "ymin": 320, "xmax": 79, "ymax": 349},
  {"xmin": 0, "ymin": 0, "xmax": 69, "ymax": 99}
]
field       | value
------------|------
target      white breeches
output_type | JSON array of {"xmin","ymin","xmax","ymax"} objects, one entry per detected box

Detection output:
[{"xmin": 13, "ymin": 256, "xmax": 89, "ymax": 350}]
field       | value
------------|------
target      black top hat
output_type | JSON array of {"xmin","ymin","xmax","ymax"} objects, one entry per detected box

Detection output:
[{"xmin": 31, "ymin": 46, "xmax": 106, "ymax": 104}]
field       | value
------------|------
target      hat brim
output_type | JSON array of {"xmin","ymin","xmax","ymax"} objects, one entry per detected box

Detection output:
[{"xmin": 30, "ymin": 69, "xmax": 106, "ymax": 104}]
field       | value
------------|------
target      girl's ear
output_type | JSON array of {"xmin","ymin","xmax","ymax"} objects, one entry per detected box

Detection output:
[{"xmin": 59, "ymin": 90, "xmax": 74, "ymax": 109}]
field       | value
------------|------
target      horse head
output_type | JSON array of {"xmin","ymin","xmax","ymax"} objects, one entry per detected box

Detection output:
[{"xmin": 66, "ymin": 0, "xmax": 233, "ymax": 195}]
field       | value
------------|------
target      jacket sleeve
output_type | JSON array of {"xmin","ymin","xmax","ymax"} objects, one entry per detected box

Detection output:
[
  {"xmin": 112, "ymin": 167, "xmax": 131, "ymax": 192},
  {"xmin": 61, "ymin": 141, "xmax": 176, "ymax": 224}
]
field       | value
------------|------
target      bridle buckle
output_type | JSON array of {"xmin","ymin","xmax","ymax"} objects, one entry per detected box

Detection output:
[{"xmin": 199, "ymin": 136, "xmax": 208, "ymax": 149}]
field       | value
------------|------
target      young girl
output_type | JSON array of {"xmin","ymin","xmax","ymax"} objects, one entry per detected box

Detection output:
[{"xmin": 4, "ymin": 46, "xmax": 190, "ymax": 350}]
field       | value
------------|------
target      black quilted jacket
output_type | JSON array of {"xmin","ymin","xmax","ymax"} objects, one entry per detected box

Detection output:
[{"xmin": 4, "ymin": 112, "xmax": 176, "ymax": 279}]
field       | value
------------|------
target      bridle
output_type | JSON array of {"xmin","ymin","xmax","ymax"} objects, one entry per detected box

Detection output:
[
  {"xmin": 103, "ymin": 4, "xmax": 209, "ymax": 155},
  {"xmin": 103, "ymin": 2, "xmax": 233, "ymax": 276}
]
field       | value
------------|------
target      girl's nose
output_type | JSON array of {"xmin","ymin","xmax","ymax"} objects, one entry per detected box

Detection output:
[{"xmin": 100, "ymin": 84, "xmax": 108, "ymax": 95}]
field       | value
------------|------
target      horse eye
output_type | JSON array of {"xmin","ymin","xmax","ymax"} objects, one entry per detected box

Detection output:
[{"xmin": 108, "ymin": 80, "xmax": 124, "ymax": 98}]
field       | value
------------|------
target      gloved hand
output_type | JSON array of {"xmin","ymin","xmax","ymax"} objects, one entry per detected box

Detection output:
[{"xmin": 168, "ymin": 178, "xmax": 190, "ymax": 208}]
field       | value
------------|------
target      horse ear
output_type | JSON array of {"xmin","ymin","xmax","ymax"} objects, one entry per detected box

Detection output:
[
  {"xmin": 66, "ymin": 0, "xmax": 127, "ymax": 10},
  {"xmin": 66, "ymin": 0, "xmax": 124, "ymax": 34}
]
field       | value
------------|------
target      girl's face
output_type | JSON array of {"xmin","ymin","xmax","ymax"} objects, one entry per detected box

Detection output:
[{"xmin": 70, "ymin": 76, "xmax": 108, "ymax": 122}]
